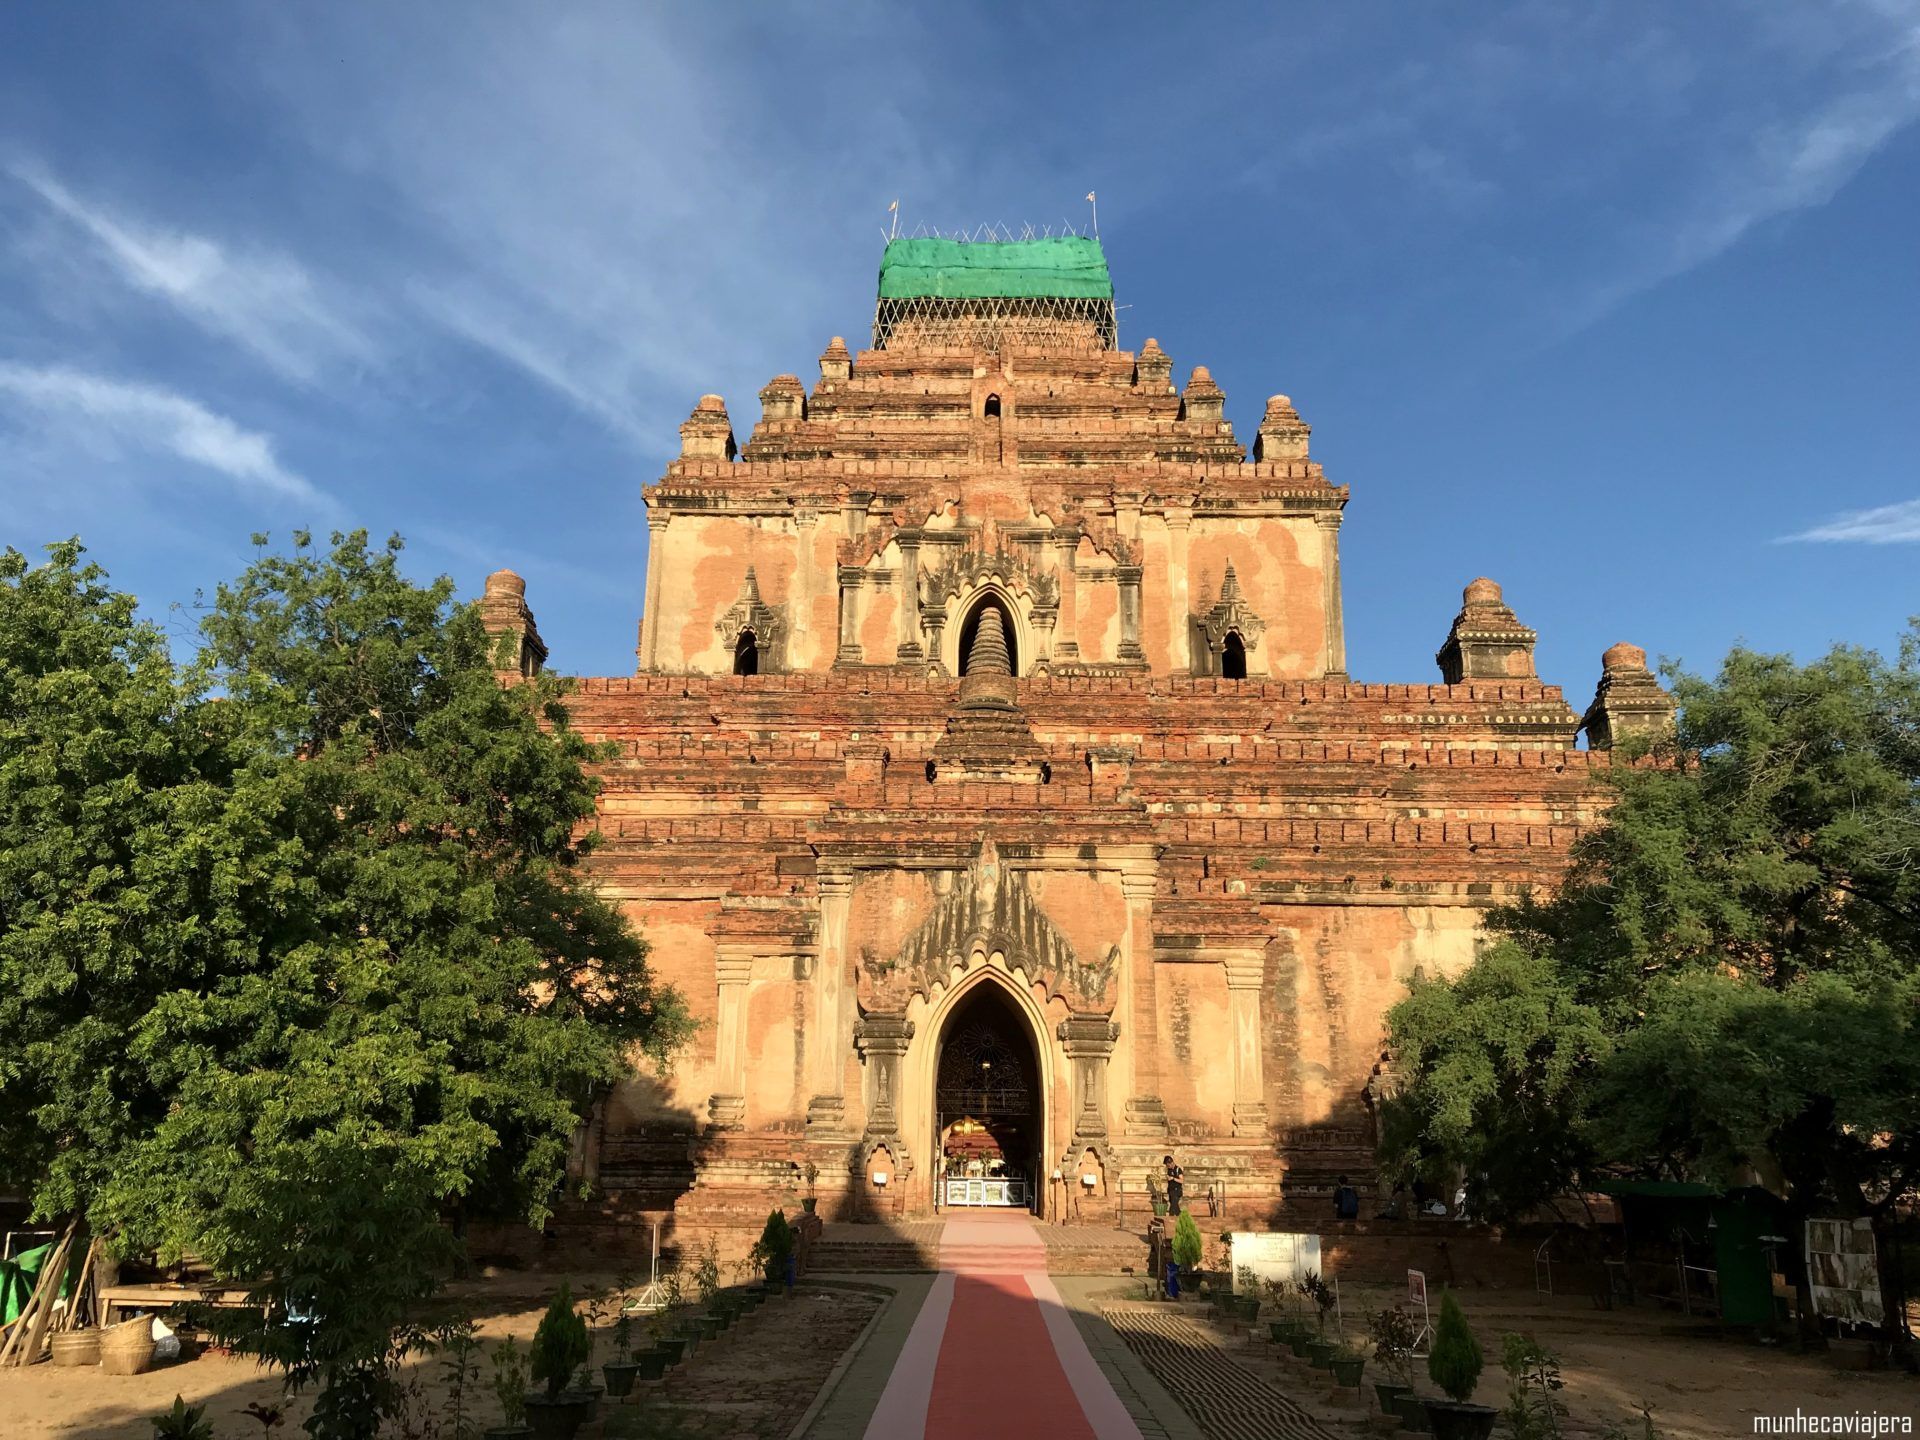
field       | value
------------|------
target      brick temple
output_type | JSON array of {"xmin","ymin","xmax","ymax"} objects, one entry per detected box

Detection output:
[{"xmin": 479, "ymin": 236, "xmax": 1670, "ymax": 1235}]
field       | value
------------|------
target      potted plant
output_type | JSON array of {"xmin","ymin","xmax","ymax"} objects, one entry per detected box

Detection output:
[
  {"xmin": 1423, "ymin": 1291, "xmax": 1497, "ymax": 1440},
  {"xmin": 150, "ymin": 1397, "xmax": 215, "ymax": 1440},
  {"xmin": 1368, "ymin": 1304, "xmax": 1419, "ymax": 1418},
  {"xmin": 1329, "ymin": 1345, "xmax": 1367, "ymax": 1391},
  {"xmin": 565, "ymin": 1289, "xmax": 609, "ymax": 1417},
  {"xmin": 1233, "ymin": 1264, "xmax": 1261, "ymax": 1323},
  {"xmin": 602, "ymin": 1291, "xmax": 642, "ymax": 1399},
  {"xmin": 801, "ymin": 1161, "xmax": 820, "ymax": 1214},
  {"xmin": 1298, "ymin": 1272, "xmax": 1338, "ymax": 1366},
  {"xmin": 1147, "ymin": 1172, "xmax": 1168, "ymax": 1217},
  {"xmin": 523, "ymin": 1284, "xmax": 592, "ymax": 1440},
  {"xmin": 487, "ymin": 1337, "xmax": 533, "ymax": 1440},
  {"xmin": 1263, "ymin": 1277, "xmax": 1304, "ymax": 1344},
  {"xmin": 1170, "ymin": 1212, "xmax": 1203, "ymax": 1294}
]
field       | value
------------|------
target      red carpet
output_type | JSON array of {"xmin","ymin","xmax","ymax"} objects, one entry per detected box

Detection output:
[
  {"xmin": 924, "ymin": 1270, "xmax": 1097, "ymax": 1439},
  {"xmin": 865, "ymin": 1213, "xmax": 1139, "ymax": 1440}
]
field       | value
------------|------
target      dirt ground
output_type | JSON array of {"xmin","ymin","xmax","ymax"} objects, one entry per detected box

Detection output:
[
  {"xmin": 0, "ymin": 1271, "xmax": 879, "ymax": 1440},
  {"xmin": 1330, "ymin": 1280, "xmax": 1920, "ymax": 1437}
]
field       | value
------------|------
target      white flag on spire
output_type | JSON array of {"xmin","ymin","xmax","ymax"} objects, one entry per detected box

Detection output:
[
  {"xmin": 889, "ymin": 199, "xmax": 898, "ymax": 212},
  {"xmin": 1086, "ymin": 191, "xmax": 1096, "ymax": 203}
]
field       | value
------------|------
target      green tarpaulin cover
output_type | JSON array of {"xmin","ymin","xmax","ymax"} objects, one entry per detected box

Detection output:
[
  {"xmin": 1, "ymin": 1242, "xmax": 56, "ymax": 1325},
  {"xmin": 877, "ymin": 237, "xmax": 1112, "ymax": 301}
]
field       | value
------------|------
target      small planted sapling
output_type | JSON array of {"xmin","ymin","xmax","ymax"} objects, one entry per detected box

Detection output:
[
  {"xmin": 1499, "ymin": 1332, "xmax": 1566, "ymax": 1440},
  {"xmin": 491, "ymin": 1337, "xmax": 529, "ymax": 1428},
  {"xmin": 1297, "ymin": 1272, "xmax": 1336, "ymax": 1334},
  {"xmin": 694, "ymin": 1238, "xmax": 722, "ymax": 1307},
  {"xmin": 436, "ymin": 1320, "xmax": 483, "ymax": 1440}
]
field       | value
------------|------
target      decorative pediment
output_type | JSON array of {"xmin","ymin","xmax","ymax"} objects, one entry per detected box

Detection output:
[
  {"xmin": 1198, "ymin": 562, "xmax": 1265, "ymax": 653},
  {"xmin": 715, "ymin": 567, "xmax": 786, "ymax": 666},
  {"xmin": 859, "ymin": 835, "xmax": 1118, "ymax": 1012},
  {"xmin": 922, "ymin": 545, "xmax": 1059, "ymax": 613}
]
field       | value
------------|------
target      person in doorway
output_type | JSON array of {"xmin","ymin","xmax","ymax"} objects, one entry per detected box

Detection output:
[
  {"xmin": 1333, "ymin": 1174, "xmax": 1360, "ymax": 1220},
  {"xmin": 1163, "ymin": 1154, "xmax": 1185, "ymax": 1216}
]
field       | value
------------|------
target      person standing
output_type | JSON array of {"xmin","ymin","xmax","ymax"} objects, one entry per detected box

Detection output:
[
  {"xmin": 1333, "ymin": 1173, "xmax": 1360, "ymax": 1220},
  {"xmin": 1163, "ymin": 1154, "xmax": 1185, "ymax": 1216}
]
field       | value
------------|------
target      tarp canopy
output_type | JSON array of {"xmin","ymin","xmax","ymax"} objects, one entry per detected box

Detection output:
[
  {"xmin": 1596, "ymin": 1180, "xmax": 1722, "ymax": 1199},
  {"xmin": 877, "ymin": 237, "xmax": 1113, "ymax": 301}
]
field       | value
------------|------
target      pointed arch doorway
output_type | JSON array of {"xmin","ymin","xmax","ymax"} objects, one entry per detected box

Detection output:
[{"xmin": 933, "ymin": 980, "xmax": 1043, "ymax": 1212}]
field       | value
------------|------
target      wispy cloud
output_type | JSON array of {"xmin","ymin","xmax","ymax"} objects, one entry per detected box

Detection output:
[
  {"xmin": 1782, "ymin": 497, "xmax": 1920, "ymax": 543},
  {"xmin": 221, "ymin": 5, "xmax": 998, "ymax": 450},
  {"xmin": 0, "ymin": 362, "xmax": 327, "ymax": 509},
  {"xmin": 5, "ymin": 163, "xmax": 373, "ymax": 385}
]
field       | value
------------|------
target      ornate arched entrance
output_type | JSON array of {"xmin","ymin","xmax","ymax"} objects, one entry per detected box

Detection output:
[{"xmin": 932, "ymin": 980, "xmax": 1043, "ymax": 1212}]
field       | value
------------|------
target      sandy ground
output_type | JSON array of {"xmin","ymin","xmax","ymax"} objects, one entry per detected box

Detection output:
[
  {"xmin": 0, "ymin": 1269, "xmax": 623, "ymax": 1438},
  {"xmin": 1333, "ymin": 1280, "xmax": 1920, "ymax": 1438}
]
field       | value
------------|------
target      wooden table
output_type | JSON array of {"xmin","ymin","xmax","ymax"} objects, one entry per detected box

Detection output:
[{"xmin": 98, "ymin": 1284, "xmax": 259, "ymax": 1324}]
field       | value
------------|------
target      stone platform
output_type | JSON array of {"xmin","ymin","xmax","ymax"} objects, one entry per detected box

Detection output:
[{"xmin": 810, "ymin": 1217, "xmax": 1151, "ymax": 1276}]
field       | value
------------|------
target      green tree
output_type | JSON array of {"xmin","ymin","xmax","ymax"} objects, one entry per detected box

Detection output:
[
  {"xmin": 1385, "ymin": 625, "xmax": 1920, "ymax": 1346},
  {"xmin": 0, "ymin": 540, "xmax": 240, "ymax": 1225},
  {"xmin": 1378, "ymin": 941, "xmax": 1608, "ymax": 1222},
  {"xmin": 0, "ymin": 534, "xmax": 689, "ymax": 1435}
]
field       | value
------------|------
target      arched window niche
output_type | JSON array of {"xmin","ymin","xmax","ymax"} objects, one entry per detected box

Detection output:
[
  {"xmin": 956, "ymin": 593, "xmax": 1019, "ymax": 677},
  {"xmin": 1221, "ymin": 631, "xmax": 1247, "ymax": 680}
]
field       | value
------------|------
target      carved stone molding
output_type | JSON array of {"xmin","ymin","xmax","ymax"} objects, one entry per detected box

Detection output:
[
  {"xmin": 714, "ymin": 567, "xmax": 786, "ymax": 670},
  {"xmin": 858, "ymin": 834, "xmax": 1120, "ymax": 1013},
  {"xmin": 921, "ymin": 544, "xmax": 1059, "ymax": 613},
  {"xmin": 854, "ymin": 1011, "xmax": 915, "ymax": 1168},
  {"xmin": 1198, "ymin": 562, "xmax": 1266, "ymax": 656}
]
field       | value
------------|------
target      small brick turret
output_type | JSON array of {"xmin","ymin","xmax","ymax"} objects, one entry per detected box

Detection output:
[
  {"xmin": 1436, "ymin": 578, "xmax": 1539, "ymax": 683},
  {"xmin": 679, "ymin": 394, "xmax": 736, "ymax": 461},
  {"xmin": 478, "ymin": 569, "xmax": 546, "ymax": 679},
  {"xmin": 1583, "ymin": 642, "xmax": 1673, "ymax": 750},
  {"xmin": 1254, "ymin": 394, "xmax": 1311, "ymax": 462}
]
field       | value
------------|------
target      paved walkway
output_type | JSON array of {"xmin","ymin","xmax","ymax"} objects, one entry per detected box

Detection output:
[{"xmin": 852, "ymin": 1214, "xmax": 1145, "ymax": 1440}]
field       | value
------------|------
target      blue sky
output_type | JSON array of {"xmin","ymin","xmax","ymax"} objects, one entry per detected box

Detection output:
[{"xmin": 2, "ymin": 2, "xmax": 1916, "ymax": 692}]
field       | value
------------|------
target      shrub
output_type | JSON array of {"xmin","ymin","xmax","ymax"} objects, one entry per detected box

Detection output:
[
  {"xmin": 1296, "ymin": 1271, "xmax": 1336, "ymax": 1332},
  {"xmin": 1369, "ymin": 1304, "xmax": 1418, "ymax": 1384},
  {"xmin": 757, "ymin": 1208, "xmax": 795, "ymax": 1284},
  {"xmin": 1171, "ymin": 1211, "xmax": 1203, "ymax": 1271},
  {"xmin": 530, "ymin": 1283, "xmax": 589, "ymax": 1400},
  {"xmin": 1428, "ymin": 1290, "xmax": 1483, "ymax": 1403}
]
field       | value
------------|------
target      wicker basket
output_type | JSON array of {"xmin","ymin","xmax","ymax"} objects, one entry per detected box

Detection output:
[
  {"xmin": 98, "ymin": 1316, "xmax": 156, "ymax": 1376},
  {"xmin": 50, "ymin": 1328, "xmax": 101, "ymax": 1367}
]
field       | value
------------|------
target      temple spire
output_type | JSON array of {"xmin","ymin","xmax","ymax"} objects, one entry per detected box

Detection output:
[{"xmin": 966, "ymin": 605, "xmax": 1012, "ymax": 677}]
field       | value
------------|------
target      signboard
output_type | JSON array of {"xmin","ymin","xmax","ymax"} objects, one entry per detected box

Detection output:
[
  {"xmin": 1227, "ymin": 1232, "xmax": 1322, "ymax": 1295},
  {"xmin": 1406, "ymin": 1269, "xmax": 1432, "ymax": 1355},
  {"xmin": 1807, "ymin": 1217, "xmax": 1884, "ymax": 1327}
]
